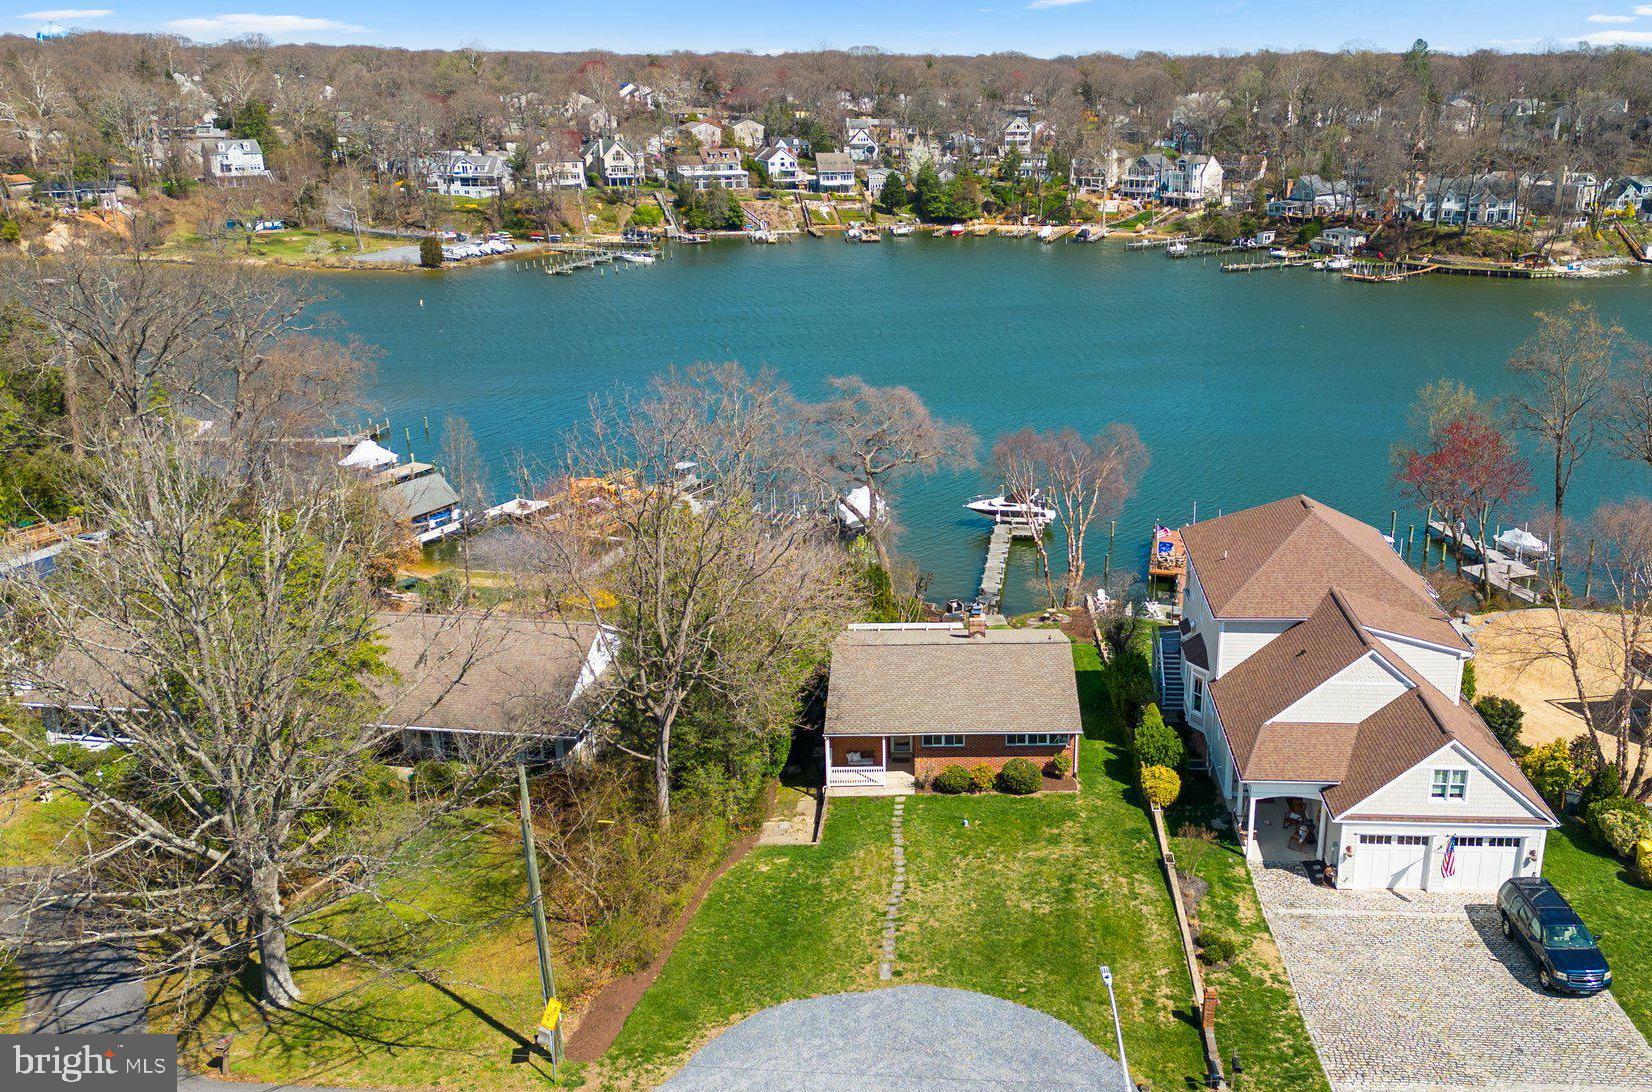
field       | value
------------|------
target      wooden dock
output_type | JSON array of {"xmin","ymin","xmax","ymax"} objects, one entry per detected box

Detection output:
[
  {"xmin": 1221, "ymin": 256, "xmax": 1318, "ymax": 273},
  {"xmin": 978, "ymin": 521, "xmax": 1040, "ymax": 605},
  {"xmin": 1344, "ymin": 262, "xmax": 1436, "ymax": 283},
  {"xmin": 1127, "ymin": 234, "xmax": 1191, "ymax": 250},
  {"xmin": 1426, "ymin": 519, "xmax": 1541, "ymax": 603}
]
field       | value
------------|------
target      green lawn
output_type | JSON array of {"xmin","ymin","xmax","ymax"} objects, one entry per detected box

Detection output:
[
  {"xmin": 1542, "ymin": 821, "xmax": 1652, "ymax": 1041},
  {"xmin": 162, "ymin": 228, "xmax": 399, "ymax": 263},
  {"xmin": 0, "ymin": 790, "xmax": 89, "ymax": 866},
  {"xmin": 600, "ymin": 797, "xmax": 890, "ymax": 1084}
]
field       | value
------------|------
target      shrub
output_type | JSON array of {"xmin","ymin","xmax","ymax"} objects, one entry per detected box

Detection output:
[
  {"xmin": 968, "ymin": 763, "xmax": 997, "ymax": 793},
  {"xmin": 1581, "ymin": 765, "xmax": 1623, "ymax": 809},
  {"xmin": 628, "ymin": 202, "xmax": 664, "ymax": 228},
  {"xmin": 997, "ymin": 758, "xmax": 1042, "ymax": 795},
  {"xmin": 1461, "ymin": 658, "xmax": 1478, "ymax": 701},
  {"xmin": 1140, "ymin": 764, "xmax": 1181, "ymax": 809},
  {"xmin": 1474, "ymin": 694, "xmax": 1525, "ymax": 755},
  {"xmin": 1133, "ymin": 704, "xmax": 1184, "ymax": 769},
  {"xmin": 1045, "ymin": 751, "xmax": 1072, "ymax": 779},
  {"xmin": 1197, "ymin": 929, "xmax": 1241, "ymax": 966},
  {"xmin": 419, "ymin": 235, "xmax": 443, "ymax": 268},
  {"xmin": 411, "ymin": 758, "xmax": 463, "ymax": 798},
  {"xmin": 1636, "ymin": 838, "xmax": 1652, "ymax": 886},
  {"xmin": 1518, "ymin": 739, "xmax": 1579, "ymax": 808},
  {"xmin": 932, "ymin": 765, "xmax": 972, "ymax": 795},
  {"xmin": 1585, "ymin": 797, "xmax": 1652, "ymax": 860}
]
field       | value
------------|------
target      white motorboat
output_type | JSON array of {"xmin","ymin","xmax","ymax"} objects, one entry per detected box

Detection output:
[
  {"xmin": 1166, "ymin": 240, "xmax": 1190, "ymax": 257},
  {"xmin": 1268, "ymin": 247, "xmax": 1291, "ymax": 259},
  {"xmin": 844, "ymin": 224, "xmax": 863, "ymax": 241},
  {"xmin": 1496, "ymin": 526, "xmax": 1549, "ymax": 559},
  {"xmin": 618, "ymin": 252, "xmax": 656, "ymax": 264},
  {"xmin": 836, "ymin": 486, "xmax": 887, "ymax": 531},
  {"xmin": 964, "ymin": 490, "xmax": 1056, "ymax": 525},
  {"xmin": 888, "ymin": 222, "xmax": 915, "ymax": 237},
  {"xmin": 1324, "ymin": 254, "xmax": 1352, "ymax": 271},
  {"xmin": 1037, "ymin": 225, "xmax": 1056, "ymax": 242}
]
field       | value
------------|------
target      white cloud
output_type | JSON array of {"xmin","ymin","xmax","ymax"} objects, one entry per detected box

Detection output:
[
  {"xmin": 16, "ymin": 8, "xmax": 112, "ymax": 17},
  {"xmin": 1026, "ymin": 0, "xmax": 1090, "ymax": 8},
  {"xmin": 1587, "ymin": 13, "xmax": 1638, "ymax": 22},
  {"xmin": 1584, "ymin": 27, "xmax": 1652, "ymax": 42},
  {"xmin": 1637, "ymin": 4, "xmax": 1652, "ymax": 13},
  {"xmin": 165, "ymin": 12, "xmax": 366, "ymax": 38}
]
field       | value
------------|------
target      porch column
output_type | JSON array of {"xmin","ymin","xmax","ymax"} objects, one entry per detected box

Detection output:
[
  {"xmin": 1245, "ymin": 791, "xmax": 1257, "ymax": 852},
  {"xmin": 1421, "ymin": 835, "xmax": 1439, "ymax": 892},
  {"xmin": 881, "ymin": 735, "xmax": 887, "ymax": 770}
]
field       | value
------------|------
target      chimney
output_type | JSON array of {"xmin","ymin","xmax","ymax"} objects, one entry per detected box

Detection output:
[{"xmin": 967, "ymin": 615, "xmax": 987, "ymax": 638}]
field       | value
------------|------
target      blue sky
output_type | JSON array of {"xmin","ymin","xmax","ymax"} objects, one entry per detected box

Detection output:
[{"xmin": 8, "ymin": 3, "xmax": 1650, "ymax": 57}]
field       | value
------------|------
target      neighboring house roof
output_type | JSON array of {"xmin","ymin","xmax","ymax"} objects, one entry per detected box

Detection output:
[
  {"xmin": 825, "ymin": 627, "xmax": 1082, "ymax": 737},
  {"xmin": 814, "ymin": 152, "xmax": 854, "ymax": 172},
  {"xmin": 1179, "ymin": 494, "xmax": 1467, "ymax": 651},
  {"xmin": 382, "ymin": 472, "xmax": 460, "ymax": 522},
  {"xmin": 1206, "ymin": 590, "xmax": 1553, "ymax": 820}
]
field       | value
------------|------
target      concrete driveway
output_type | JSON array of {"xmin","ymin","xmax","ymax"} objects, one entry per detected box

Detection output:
[
  {"xmin": 1252, "ymin": 864, "xmax": 1652, "ymax": 1091},
  {"xmin": 660, "ymin": 986, "xmax": 1129, "ymax": 1091},
  {"xmin": 0, "ymin": 870, "xmax": 146, "ymax": 1035}
]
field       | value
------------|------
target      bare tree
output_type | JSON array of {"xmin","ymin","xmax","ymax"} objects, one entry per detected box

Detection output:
[
  {"xmin": 1506, "ymin": 302, "xmax": 1617, "ymax": 580},
  {"xmin": 524, "ymin": 364, "xmax": 859, "ymax": 826},
  {"xmin": 807, "ymin": 376, "xmax": 977, "ymax": 572},
  {"xmin": 0, "ymin": 426, "xmax": 529, "ymax": 1011}
]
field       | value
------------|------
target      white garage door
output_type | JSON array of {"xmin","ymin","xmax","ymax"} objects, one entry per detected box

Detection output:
[
  {"xmin": 1350, "ymin": 833, "xmax": 1429, "ymax": 889},
  {"xmin": 1437, "ymin": 835, "xmax": 1523, "ymax": 892}
]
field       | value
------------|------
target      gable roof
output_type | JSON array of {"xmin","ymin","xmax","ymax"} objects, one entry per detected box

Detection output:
[
  {"xmin": 1180, "ymin": 494, "xmax": 1468, "ymax": 651},
  {"xmin": 815, "ymin": 151, "xmax": 854, "ymax": 172},
  {"xmin": 1206, "ymin": 590, "xmax": 1552, "ymax": 819},
  {"xmin": 825, "ymin": 627, "xmax": 1081, "ymax": 737}
]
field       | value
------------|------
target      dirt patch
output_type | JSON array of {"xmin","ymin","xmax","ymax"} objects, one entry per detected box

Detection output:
[{"xmin": 561, "ymin": 829, "xmax": 762, "ymax": 1063}]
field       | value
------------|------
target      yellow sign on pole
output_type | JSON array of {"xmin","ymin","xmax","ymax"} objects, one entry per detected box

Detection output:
[{"xmin": 539, "ymin": 998, "xmax": 562, "ymax": 1031}]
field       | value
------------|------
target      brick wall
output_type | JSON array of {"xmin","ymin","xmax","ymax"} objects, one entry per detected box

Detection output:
[
  {"xmin": 913, "ymin": 733, "xmax": 1075, "ymax": 783},
  {"xmin": 828, "ymin": 735, "xmax": 887, "ymax": 767}
]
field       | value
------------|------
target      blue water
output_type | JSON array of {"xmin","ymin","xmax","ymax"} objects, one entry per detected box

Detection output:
[{"xmin": 315, "ymin": 239, "xmax": 1652, "ymax": 611}]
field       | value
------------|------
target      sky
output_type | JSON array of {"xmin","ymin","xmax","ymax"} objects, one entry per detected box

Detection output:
[{"xmin": 6, "ymin": 2, "xmax": 1652, "ymax": 58}]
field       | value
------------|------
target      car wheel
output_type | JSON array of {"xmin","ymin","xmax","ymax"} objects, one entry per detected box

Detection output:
[
  {"xmin": 1501, "ymin": 913, "xmax": 1512, "ymax": 938},
  {"xmin": 1539, "ymin": 968, "xmax": 1554, "ymax": 992}
]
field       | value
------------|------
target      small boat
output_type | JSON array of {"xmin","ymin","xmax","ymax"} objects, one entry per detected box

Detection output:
[
  {"xmin": 861, "ymin": 229, "xmax": 881, "ymax": 242},
  {"xmin": 948, "ymin": 223, "xmax": 967, "ymax": 237},
  {"xmin": 1037, "ymin": 225, "xmax": 1056, "ymax": 242},
  {"xmin": 1324, "ymin": 254, "xmax": 1352, "ymax": 272},
  {"xmin": 1495, "ymin": 526, "xmax": 1549, "ymax": 559},
  {"xmin": 1268, "ymin": 247, "xmax": 1291, "ymax": 259},
  {"xmin": 1074, "ymin": 226, "xmax": 1092, "ymax": 243},
  {"xmin": 888, "ymin": 222, "xmax": 914, "ymax": 237},
  {"xmin": 844, "ymin": 224, "xmax": 863, "ymax": 241},
  {"xmin": 836, "ymin": 486, "xmax": 887, "ymax": 531},
  {"xmin": 617, "ymin": 252, "xmax": 656, "ymax": 265},
  {"xmin": 964, "ymin": 490, "xmax": 1056, "ymax": 526},
  {"xmin": 679, "ymin": 232, "xmax": 709, "ymax": 244},
  {"xmin": 1166, "ymin": 240, "xmax": 1189, "ymax": 258}
]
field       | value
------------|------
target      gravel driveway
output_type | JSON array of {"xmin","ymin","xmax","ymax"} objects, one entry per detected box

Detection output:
[
  {"xmin": 660, "ymin": 986, "xmax": 1128, "ymax": 1091},
  {"xmin": 1251, "ymin": 863, "xmax": 1652, "ymax": 1091}
]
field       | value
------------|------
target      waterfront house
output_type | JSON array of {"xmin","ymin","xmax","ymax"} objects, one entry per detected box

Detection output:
[
  {"xmin": 18, "ymin": 611, "xmax": 614, "ymax": 766},
  {"xmin": 679, "ymin": 120, "xmax": 722, "ymax": 148},
  {"xmin": 375, "ymin": 460, "xmax": 463, "ymax": 541},
  {"xmin": 582, "ymin": 136, "xmax": 640, "ymax": 186},
  {"xmin": 1000, "ymin": 112, "xmax": 1034, "ymax": 156},
  {"xmin": 205, "ymin": 138, "xmax": 272, "ymax": 183},
  {"xmin": 1311, "ymin": 225, "xmax": 1368, "ymax": 253},
  {"xmin": 1069, "ymin": 151, "xmax": 1118, "ymax": 192},
  {"xmin": 1268, "ymin": 174, "xmax": 1356, "ymax": 219},
  {"xmin": 866, "ymin": 168, "xmax": 892, "ymax": 200},
  {"xmin": 1407, "ymin": 173, "xmax": 1519, "ymax": 227},
  {"xmin": 673, "ymin": 147, "xmax": 750, "ymax": 191},
  {"xmin": 729, "ymin": 118, "xmax": 766, "ymax": 148},
  {"xmin": 814, "ymin": 151, "xmax": 857, "ymax": 192},
  {"xmin": 1603, "ymin": 175, "xmax": 1652, "ymax": 218},
  {"xmin": 1160, "ymin": 155, "xmax": 1224, "ymax": 207},
  {"xmin": 755, "ymin": 142, "xmax": 805, "ymax": 187},
  {"xmin": 1525, "ymin": 171, "xmax": 1600, "ymax": 219},
  {"xmin": 775, "ymin": 135, "xmax": 811, "ymax": 156},
  {"xmin": 428, "ymin": 151, "xmax": 511, "ymax": 198},
  {"xmin": 1166, "ymin": 495, "xmax": 1555, "ymax": 891},
  {"xmin": 534, "ymin": 158, "xmax": 587, "ymax": 190},
  {"xmin": 824, "ymin": 625, "xmax": 1081, "ymax": 794},
  {"xmin": 1119, "ymin": 153, "xmax": 1174, "ymax": 201},
  {"xmin": 845, "ymin": 123, "xmax": 881, "ymax": 163}
]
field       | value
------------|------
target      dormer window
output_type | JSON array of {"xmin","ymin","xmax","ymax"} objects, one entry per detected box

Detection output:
[{"xmin": 1431, "ymin": 768, "xmax": 1468, "ymax": 800}]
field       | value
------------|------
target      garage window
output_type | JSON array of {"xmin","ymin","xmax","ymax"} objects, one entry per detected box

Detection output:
[
  {"xmin": 1486, "ymin": 836, "xmax": 1520, "ymax": 847},
  {"xmin": 1431, "ymin": 769, "xmax": 1468, "ymax": 800},
  {"xmin": 921, "ymin": 735, "xmax": 964, "ymax": 748},
  {"xmin": 1395, "ymin": 835, "xmax": 1428, "ymax": 846},
  {"xmin": 1359, "ymin": 834, "xmax": 1393, "ymax": 844}
]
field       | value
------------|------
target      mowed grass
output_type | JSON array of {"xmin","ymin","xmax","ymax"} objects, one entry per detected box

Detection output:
[
  {"xmin": 1168, "ymin": 779, "xmax": 1330, "ymax": 1091},
  {"xmin": 600, "ymin": 797, "xmax": 890, "ymax": 1084},
  {"xmin": 0, "ymin": 789, "xmax": 89, "ymax": 866},
  {"xmin": 162, "ymin": 228, "xmax": 399, "ymax": 263},
  {"xmin": 1542, "ymin": 821, "xmax": 1652, "ymax": 1042},
  {"xmin": 191, "ymin": 814, "xmax": 574, "ymax": 1090}
]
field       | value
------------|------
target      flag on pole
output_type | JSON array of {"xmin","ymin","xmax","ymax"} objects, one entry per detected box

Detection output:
[{"xmin": 1440, "ymin": 835, "xmax": 1458, "ymax": 878}]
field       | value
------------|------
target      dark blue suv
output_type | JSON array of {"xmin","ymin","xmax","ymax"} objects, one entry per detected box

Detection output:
[{"xmin": 1496, "ymin": 877, "xmax": 1611, "ymax": 996}]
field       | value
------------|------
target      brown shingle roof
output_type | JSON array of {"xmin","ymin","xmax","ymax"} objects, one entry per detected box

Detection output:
[
  {"xmin": 825, "ymin": 627, "xmax": 1081, "ymax": 737},
  {"xmin": 1181, "ymin": 495, "xmax": 1467, "ymax": 651}
]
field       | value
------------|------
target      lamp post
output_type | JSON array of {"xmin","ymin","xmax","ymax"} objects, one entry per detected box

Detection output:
[{"xmin": 1099, "ymin": 964, "xmax": 1130, "ymax": 1090}]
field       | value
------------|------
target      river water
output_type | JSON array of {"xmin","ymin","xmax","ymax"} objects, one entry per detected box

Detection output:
[{"xmin": 316, "ymin": 238, "xmax": 1652, "ymax": 611}]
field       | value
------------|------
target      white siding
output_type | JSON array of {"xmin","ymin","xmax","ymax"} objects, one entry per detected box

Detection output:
[
  {"xmin": 1373, "ymin": 632, "xmax": 1466, "ymax": 702},
  {"xmin": 1273, "ymin": 653, "xmax": 1410, "ymax": 723},
  {"xmin": 1203, "ymin": 705, "xmax": 1237, "ymax": 808},
  {"xmin": 1344, "ymin": 741, "xmax": 1543, "ymax": 821},
  {"xmin": 1216, "ymin": 619, "xmax": 1296, "ymax": 675},
  {"xmin": 1331, "ymin": 819, "xmax": 1547, "ymax": 890}
]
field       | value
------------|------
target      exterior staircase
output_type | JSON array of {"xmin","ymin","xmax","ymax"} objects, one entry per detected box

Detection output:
[{"xmin": 1154, "ymin": 625, "xmax": 1185, "ymax": 721}]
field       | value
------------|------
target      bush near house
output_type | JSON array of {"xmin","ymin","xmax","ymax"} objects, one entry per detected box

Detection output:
[
  {"xmin": 1585, "ymin": 797, "xmax": 1652, "ymax": 860},
  {"xmin": 1140, "ymin": 764, "xmax": 1180, "ymax": 809},
  {"xmin": 968, "ymin": 763, "xmax": 997, "ymax": 793},
  {"xmin": 1045, "ymin": 752, "xmax": 1072, "ymax": 779},
  {"xmin": 932, "ymin": 765, "xmax": 973, "ymax": 795},
  {"xmin": 996, "ymin": 758, "xmax": 1042, "ymax": 795},
  {"xmin": 1519, "ymin": 738, "xmax": 1579, "ymax": 808},
  {"xmin": 1133, "ymin": 703, "xmax": 1184, "ymax": 769},
  {"xmin": 1474, "ymin": 694, "xmax": 1525, "ymax": 755}
]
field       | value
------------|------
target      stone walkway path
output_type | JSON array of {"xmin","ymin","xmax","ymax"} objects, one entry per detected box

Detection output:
[
  {"xmin": 1252, "ymin": 863, "xmax": 1652, "ymax": 1091},
  {"xmin": 880, "ymin": 796, "xmax": 906, "ymax": 980}
]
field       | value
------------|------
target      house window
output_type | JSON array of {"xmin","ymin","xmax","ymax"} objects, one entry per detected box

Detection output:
[
  {"xmin": 921, "ymin": 734, "xmax": 964, "ymax": 748},
  {"xmin": 1191, "ymin": 676, "xmax": 1204, "ymax": 714},
  {"xmin": 1006, "ymin": 733, "xmax": 1063, "ymax": 747},
  {"xmin": 1431, "ymin": 769, "xmax": 1469, "ymax": 800}
]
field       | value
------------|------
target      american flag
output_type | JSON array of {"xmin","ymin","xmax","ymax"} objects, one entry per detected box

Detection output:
[{"xmin": 1441, "ymin": 835, "xmax": 1458, "ymax": 878}]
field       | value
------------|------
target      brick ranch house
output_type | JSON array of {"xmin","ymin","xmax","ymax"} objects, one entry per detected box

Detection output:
[
  {"xmin": 823, "ymin": 624, "xmax": 1082, "ymax": 794},
  {"xmin": 1166, "ymin": 495, "xmax": 1556, "ymax": 891}
]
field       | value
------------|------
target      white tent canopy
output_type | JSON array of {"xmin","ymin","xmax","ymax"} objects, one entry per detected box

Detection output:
[
  {"xmin": 836, "ymin": 486, "xmax": 887, "ymax": 531},
  {"xmin": 1496, "ymin": 526, "xmax": 1548, "ymax": 555},
  {"xmin": 339, "ymin": 438, "xmax": 398, "ymax": 471}
]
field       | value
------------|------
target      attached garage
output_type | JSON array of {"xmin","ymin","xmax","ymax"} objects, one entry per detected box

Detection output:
[
  {"xmin": 1436, "ymin": 834, "xmax": 1525, "ymax": 893},
  {"xmin": 1336, "ymin": 825, "xmax": 1545, "ymax": 892},
  {"xmin": 1347, "ymin": 833, "xmax": 1429, "ymax": 889}
]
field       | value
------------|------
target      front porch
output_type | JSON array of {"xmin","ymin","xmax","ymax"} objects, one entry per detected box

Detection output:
[
  {"xmin": 1239, "ymin": 790, "xmax": 1328, "ymax": 869},
  {"xmin": 825, "ymin": 734, "xmax": 916, "ymax": 796}
]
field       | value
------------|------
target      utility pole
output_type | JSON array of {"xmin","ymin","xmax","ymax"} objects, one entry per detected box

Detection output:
[{"xmin": 517, "ymin": 763, "xmax": 561, "ymax": 1069}]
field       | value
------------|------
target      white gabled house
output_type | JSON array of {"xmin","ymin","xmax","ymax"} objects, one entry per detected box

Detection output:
[
  {"xmin": 1161, "ymin": 154, "xmax": 1223, "ymax": 206},
  {"xmin": 1000, "ymin": 113, "xmax": 1034, "ymax": 155},
  {"xmin": 755, "ymin": 142, "xmax": 804, "ymax": 187},
  {"xmin": 582, "ymin": 137, "xmax": 640, "ymax": 186},
  {"xmin": 673, "ymin": 147, "xmax": 749, "ymax": 190},
  {"xmin": 206, "ymin": 138, "xmax": 271, "ymax": 182},
  {"xmin": 1169, "ymin": 495, "xmax": 1555, "ymax": 892},
  {"xmin": 729, "ymin": 118, "xmax": 766, "ymax": 148},
  {"xmin": 813, "ymin": 151, "xmax": 856, "ymax": 192},
  {"xmin": 534, "ymin": 158, "xmax": 587, "ymax": 191},
  {"xmin": 679, "ymin": 120, "xmax": 722, "ymax": 148},
  {"xmin": 428, "ymin": 151, "xmax": 511, "ymax": 198},
  {"xmin": 845, "ymin": 123, "xmax": 881, "ymax": 163}
]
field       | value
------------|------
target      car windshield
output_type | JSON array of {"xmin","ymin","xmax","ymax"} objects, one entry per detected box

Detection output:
[{"xmin": 1543, "ymin": 922, "xmax": 1596, "ymax": 950}]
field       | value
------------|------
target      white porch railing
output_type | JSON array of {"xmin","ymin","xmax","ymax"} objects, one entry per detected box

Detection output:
[{"xmin": 828, "ymin": 764, "xmax": 886, "ymax": 787}]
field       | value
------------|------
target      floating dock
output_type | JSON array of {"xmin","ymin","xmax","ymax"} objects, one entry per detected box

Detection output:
[
  {"xmin": 978, "ymin": 522, "xmax": 1040, "ymax": 606},
  {"xmin": 1126, "ymin": 234, "xmax": 1191, "ymax": 250},
  {"xmin": 1426, "ymin": 519, "xmax": 1540, "ymax": 603}
]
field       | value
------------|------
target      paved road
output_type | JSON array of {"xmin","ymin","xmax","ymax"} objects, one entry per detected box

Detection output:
[
  {"xmin": 660, "ymin": 985, "xmax": 1130, "ymax": 1091},
  {"xmin": 1252, "ymin": 863, "xmax": 1652, "ymax": 1091},
  {"xmin": 0, "ymin": 870, "xmax": 146, "ymax": 1035}
]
